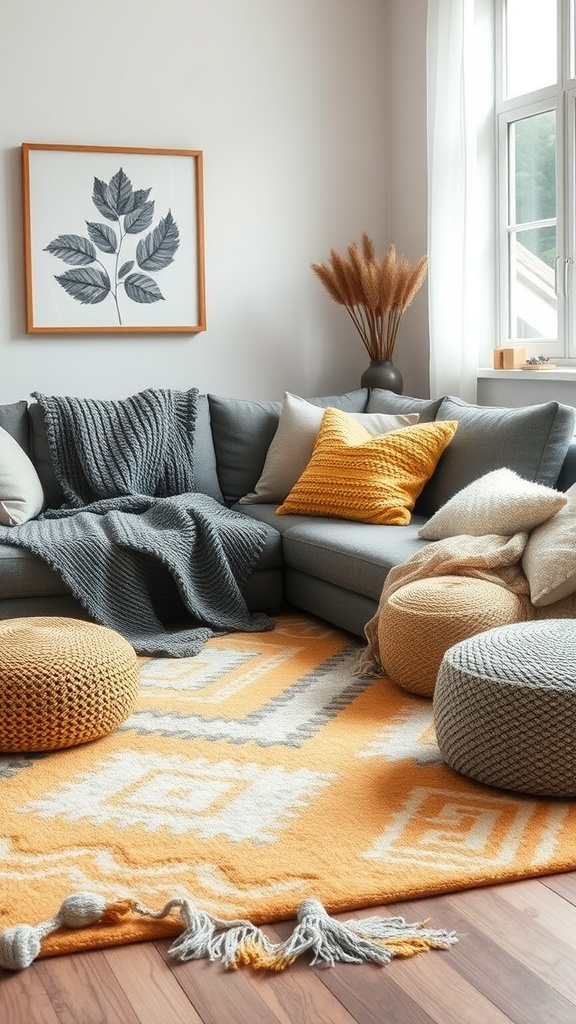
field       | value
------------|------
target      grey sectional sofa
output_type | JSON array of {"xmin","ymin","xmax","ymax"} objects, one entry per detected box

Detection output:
[{"xmin": 1, "ymin": 387, "xmax": 575, "ymax": 639}]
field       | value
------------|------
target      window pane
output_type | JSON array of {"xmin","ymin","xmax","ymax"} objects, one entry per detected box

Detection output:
[
  {"xmin": 505, "ymin": 0, "xmax": 557, "ymax": 98},
  {"xmin": 510, "ymin": 110, "xmax": 556, "ymax": 225},
  {"xmin": 509, "ymin": 227, "xmax": 557, "ymax": 339}
]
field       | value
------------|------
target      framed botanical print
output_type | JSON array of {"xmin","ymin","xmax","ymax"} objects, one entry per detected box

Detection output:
[{"xmin": 22, "ymin": 143, "xmax": 206, "ymax": 334}]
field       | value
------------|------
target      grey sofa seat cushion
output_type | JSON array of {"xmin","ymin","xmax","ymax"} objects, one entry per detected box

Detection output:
[
  {"xmin": 0, "ymin": 401, "xmax": 31, "ymax": 454},
  {"xmin": 283, "ymin": 518, "xmax": 428, "ymax": 601},
  {"xmin": 208, "ymin": 389, "xmax": 369, "ymax": 506},
  {"xmin": 237, "ymin": 510, "xmax": 428, "ymax": 603},
  {"xmin": 232, "ymin": 502, "xmax": 310, "ymax": 534},
  {"xmin": 418, "ymin": 396, "xmax": 576, "ymax": 517},
  {"xmin": 0, "ymin": 542, "xmax": 71, "ymax": 598}
]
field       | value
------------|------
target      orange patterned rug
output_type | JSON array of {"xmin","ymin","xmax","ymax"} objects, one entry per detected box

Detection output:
[{"xmin": 1, "ymin": 612, "xmax": 575, "ymax": 967}]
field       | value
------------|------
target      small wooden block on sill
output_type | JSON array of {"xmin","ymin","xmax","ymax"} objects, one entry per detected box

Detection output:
[
  {"xmin": 493, "ymin": 347, "xmax": 527, "ymax": 369},
  {"xmin": 521, "ymin": 363, "xmax": 557, "ymax": 371}
]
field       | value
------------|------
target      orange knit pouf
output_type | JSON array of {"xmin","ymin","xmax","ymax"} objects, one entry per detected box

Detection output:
[
  {"xmin": 378, "ymin": 576, "xmax": 526, "ymax": 697},
  {"xmin": 0, "ymin": 617, "xmax": 140, "ymax": 752}
]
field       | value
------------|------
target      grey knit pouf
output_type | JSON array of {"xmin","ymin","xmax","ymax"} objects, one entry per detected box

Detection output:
[{"xmin": 433, "ymin": 619, "xmax": 576, "ymax": 797}]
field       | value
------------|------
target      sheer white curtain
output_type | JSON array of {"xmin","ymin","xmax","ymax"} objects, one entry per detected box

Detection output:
[{"xmin": 426, "ymin": 0, "xmax": 482, "ymax": 402}]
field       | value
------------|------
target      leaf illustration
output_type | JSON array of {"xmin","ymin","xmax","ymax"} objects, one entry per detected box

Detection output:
[
  {"xmin": 44, "ymin": 234, "xmax": 96, "ymax": 266},
  {"xmin": 124, "ymin": 201, "xmax": 155, "ymax": 235},
  {"xmin": 132, "ymin": 188, "xmax": 152, "ymax": 208},
  {"xmin": 86, "ymin": 221, "xmax": 118, "ymax": 254},
  {"xmin": 124, "ymin": 272, "xmax": 164, "ymax": 304},
  {"xmin": 136, "ymin": 210, "xmax": 180, "ymax": 272},
  {"xmin": 118, "ymin": 260, "xmax": 134, "ymax": 279},
  {"xmin": 92, "ymin": 178, "xmax": 118, "ymax": 221},
  {"xmin": 55, "ymin": 267, "xmax": 111, "ymax": 305},
  {"xmin": 106, "ymin": 167, "xmax": 135, "ymax": 216}
]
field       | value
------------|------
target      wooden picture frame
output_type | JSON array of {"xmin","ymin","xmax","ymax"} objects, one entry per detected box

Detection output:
[{"xmin": 22, "ymin": 143, "xmax": 206, "ymax": 334}]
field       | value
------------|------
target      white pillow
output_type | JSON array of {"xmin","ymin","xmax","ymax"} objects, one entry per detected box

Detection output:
[
  {"xmin": 240, "ymin": 392, "xmax": 419, "ymax": 504},
  {"xmin": 418, "ymin": 467, "xmax": 567, "ymax": 541},
  {"xmin": 0, "ymin": 425, "xmax": 45, "ymax": 526},
  {"xmin": 522, "ymin": 482, "xmax": 576, "ymax": 606}
]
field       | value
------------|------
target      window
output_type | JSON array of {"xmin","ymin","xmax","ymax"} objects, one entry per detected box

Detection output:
[{"xmin": 497, "ymin": 0, "xmax": 575, "ymax": 359}]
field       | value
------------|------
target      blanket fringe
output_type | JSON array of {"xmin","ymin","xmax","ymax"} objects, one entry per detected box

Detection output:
[{"xmin": 0, "ymin": 892, "xmax": 458, "ymax": 972}]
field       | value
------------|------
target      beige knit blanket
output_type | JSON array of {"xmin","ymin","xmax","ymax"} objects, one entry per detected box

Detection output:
[{"xmin": 358, "ymin": 532, "xmax": 576, "ymax": 676}]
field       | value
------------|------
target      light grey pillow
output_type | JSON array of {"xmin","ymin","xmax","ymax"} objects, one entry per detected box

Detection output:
[
  {"xmin": 240, "ymin": 392, "xmax": 418, "ymax": 504},
  {"xmin": 419, "ymin": 468, "xmax": 567, "ymax": 540},
  {"xmin": 0, "ymin": 425, "xmax": 45, "ymax": 525},
  {"xmin": 522, "ymin": 482, "xmax": 576, "ymax": 606},
  {"xmin": 418, "ymin": 396, "xmax": 576, "ymax": 517},
  {"xmin": 208, "ymin": 389, "xmax": 369, "ymax": 505}
]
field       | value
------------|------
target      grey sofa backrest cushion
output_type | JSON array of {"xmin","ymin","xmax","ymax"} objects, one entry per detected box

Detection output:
[
  {"xmin": 28, "ymin": 402, "xmax": 66, "ymax": 509},
  {"xmin": 418, "ymin": 396, "xmax": 576, "ymax": 516},
  {"xmin": 208, "ymin": 389, "xmax": 369, "ymax": 505},
  {"xmin": 365, "ymin": 389, "xmax": 444, "ymax": 422},
  {"xmin": 556, "ymin": 439, "xmax": 576, "ymax": 492},
  {"xmin": 0, "ymin": 401, "xmax": 31, "ymax": 455},
  {"xmin": 193, "ymin": 395, "xmax": 225, "ymax": 503}
]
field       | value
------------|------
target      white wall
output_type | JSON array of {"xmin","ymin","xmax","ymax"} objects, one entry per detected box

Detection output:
[
  {"xmin": 0, "ymin": 0, "xmax": 414, "ymax": 404},
  {"xmin": 388, "ymin": 0, "xmax": 430, "ymax": 399}
]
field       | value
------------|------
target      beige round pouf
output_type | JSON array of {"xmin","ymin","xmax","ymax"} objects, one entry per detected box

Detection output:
[
  {"xmin": 378, "ymin": 575, "xmax": 526, "ymax": 697},
  {"xmin": 434, "ymin": 619, "xmax": 576, "ymax": 797},
  {"xmin": 0, "ymin": 617, "xmax": 140, "ymax": 752}
]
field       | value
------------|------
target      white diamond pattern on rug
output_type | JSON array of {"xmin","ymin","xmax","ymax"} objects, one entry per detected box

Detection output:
[{"xmin": 20, "ymin": 751, "xmax": 335, "ymax": 844}]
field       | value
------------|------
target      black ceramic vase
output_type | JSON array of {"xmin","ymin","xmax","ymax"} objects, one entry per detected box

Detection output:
[{"xmin": 360, "ymin": 360, "xmax": 403, "ymax": 395}]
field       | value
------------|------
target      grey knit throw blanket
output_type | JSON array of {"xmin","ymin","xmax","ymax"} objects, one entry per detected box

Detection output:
[{"xmin": 0, "ymin": 388, "xmax": 273, "ymax": 656}]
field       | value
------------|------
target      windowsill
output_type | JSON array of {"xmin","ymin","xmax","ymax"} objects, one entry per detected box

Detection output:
[{"xmin": 478, "ymin": 367, "xmax": 576, "ymax": 382}]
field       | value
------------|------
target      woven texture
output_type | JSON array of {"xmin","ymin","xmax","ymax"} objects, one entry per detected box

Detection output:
[
  {"xmin": 378, "ymin": 575, "xmax": 525, "ymax": 696},
  {"xmin": 33, "ymin": 387, "xmax": 198, "ymax": 506},
  {"xmin": 276, "ymin": 407, "xmax": 457, "ymax": 525},
  {"xmin": 434, "ymin": 619, "xmax": 576, "ymax": 796},
  {"xmin": 0, "ymin": 617, "xmax": 139, "ymax": 752}
]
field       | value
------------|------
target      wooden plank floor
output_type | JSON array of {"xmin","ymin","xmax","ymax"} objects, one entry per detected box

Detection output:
[{"xmin": 1, "ymin": 871, "xmax": 575, "ymax": 1024}]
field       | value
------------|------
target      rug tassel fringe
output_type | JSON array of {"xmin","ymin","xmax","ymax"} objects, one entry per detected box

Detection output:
[{"xmin": 0, "ymin": 892, "xmax": 458, "ymax": 972}]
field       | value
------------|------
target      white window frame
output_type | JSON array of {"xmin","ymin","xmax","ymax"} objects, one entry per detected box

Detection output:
[{"xmin": 496, "ymin": 0, "xmax": 576, "ymax": 360}]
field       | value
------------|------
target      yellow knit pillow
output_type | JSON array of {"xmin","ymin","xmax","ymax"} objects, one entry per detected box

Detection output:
[{"xmin": 276, "ymin": 407, "xmax": 458, "ymax": 525}]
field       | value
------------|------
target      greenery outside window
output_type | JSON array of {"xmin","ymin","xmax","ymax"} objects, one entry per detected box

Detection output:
[{"xmin": 497, "ymin": 0, "xmax": 575, "ymax": 359}]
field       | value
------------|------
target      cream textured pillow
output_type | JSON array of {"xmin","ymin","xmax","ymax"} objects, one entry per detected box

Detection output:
[
  {"xmin": 240, "ymin": 392, "xmax": 418, "ymax": 504},
  {"xmin": 276, "ymin": 407, "xmax": 457, "ymax": 525},
  {"xmin": 418, "ymin": 468, "xmax": 567, "ymax": 541},
  {"xmin": 0, "ymin": 426, "xmax": 45, "ymax": 526},
  {"xmin": 522, "ymin": 482, "xmax": 576, "ymax": 606}
]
